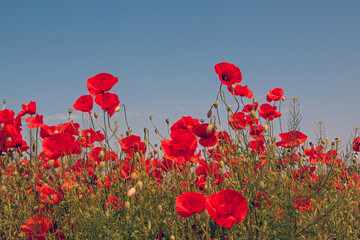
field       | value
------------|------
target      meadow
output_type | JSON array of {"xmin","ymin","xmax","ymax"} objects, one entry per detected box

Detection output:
[{"xmin": 1, "ymin": 62, "xmax": 360, "ymax": 239}]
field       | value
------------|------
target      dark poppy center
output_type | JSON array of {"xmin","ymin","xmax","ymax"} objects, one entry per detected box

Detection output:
[{"xmin": 221, "ymin": 75, "xmax": 229, "ymax": 82}]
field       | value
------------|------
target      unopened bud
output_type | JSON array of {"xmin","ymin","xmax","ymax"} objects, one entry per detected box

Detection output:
[
  {"xmin": 165, "ymin": 118, "xmax": 170, "ymax": 124},
  {"xmin": 94, "ymin": 112, "xmax": 99, "ymax": 118},
  {"xmin": 213, "ymin": 100, "xmax": 219, "ymax": 108},
  {"xmin": 98, "ymin": 150, "xmax": 105, "ymax": 160},
  {"xmin": 124, "ymin": 201, "xmax": 131, "ymax": 209},
  {"xmin": 227, "ymin": 105, "xmax": 231, "ymax": 111},
  {"xmin": 263, "ymin": 124, "xmax": 269, "ymax": 133},
  {"xmin": 355, "ymin": 153, "xmax": 358, "ymax": 159},
  {"xmin": 127, "ymin": 187, "xmax": 136, "ymax": 197},
  {"xmin": 1, "ymin": 185, "xmax": 7, "ymax": 194},
  {"xmin": 207, "ymin": 110, "xmax": 212, "ymax": 118},
  {"xmin": 68, "ymin": 108, "xmax": 73, "ymax": 114},
  {"xmin": 99, "ymin": 161, "xmax": 106, "ymax": 169},
  {"xmin": 6, "ymin": 137, "xmax": 11, "ymax": 143},
  {"xmin": 259, "ymin": 181, "xmax": 265, "ymax": 189},
  {"xmin": 130, "ymin": 172, "xmax": 137, "ymax": 181},
  {"xmin": 170, "ymin": 235, "xmax": 175, "ymax": 240},
  {"xmin": 114, "ymin": 105, "xmax": 121, "ymax": 112},
  {"xmin": 47, "ymin": 159, "xmax": 54, "ymax": 168},
  {"xmin": 157, "ymin": 205, "xmax": 163, "ymax": 213},
  {"xmin": 136, "ymin": 181, "xmax": 143, "ymax": 190},
  {"xmin": 281, "ymin": 96, "xmax": 286, "ymax": 101},
  {"xmin": 206, "ymin": 124, "xmax": 213, "ymax": 134},
  {"xmin": 250, "ymin": 110, "xmax": 257, "ymax": 118}
]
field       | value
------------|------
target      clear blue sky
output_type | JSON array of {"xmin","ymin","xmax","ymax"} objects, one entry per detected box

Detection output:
[{"xmin": 1, "ymin": 1, "xmax": 359, "ymax": 145}]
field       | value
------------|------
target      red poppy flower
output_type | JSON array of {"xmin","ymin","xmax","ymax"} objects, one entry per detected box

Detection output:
[
  {"xmin": 80, "ymin": 128, "xmax": 104, "ymax": 147},
  {"xmin": 35, "ymin": 183, "xmax": 61, "ymax": 205},
  {"xmin": 87, "ymin": 73, "xmax": 118, "ymax": 96},
  {"xmin": 227, "ymin": 84, "xmax": 253, "ymax": 99},
  {"xmin": 42, "ymin": 133, "xmax": 76, "ymax": 159},
  {"xmin": 193, "ymin": 123, "xmax": 217, "ymax": 147},
  {"xmin": 94, "ymin": 92, "xmax": 120, "ymax": 117},
  {"xmin": 73, "ymin": 95, "xmax": 93, "ymax": 114},
  {"xmin": 161, "ymin": 129, "xmax": 198, "ymax": 163},
  {"xmin": 258, "ymin": 103, "xmax": 281, "ymax": 121},
  {"xmin": 26, "ymin": 114, "xmax": 44, "ymax": 128},
  {"xmin": 170, "ymin": 116, "xmax": 200, "ymax": 131},
  {"xmin": 216, "ymin": 131, "xmax": 231, "ymax": 146},
  {"xmin": 242, "ymin": 102, "xmax": 259, "ymax": 112},
  {"xmin": 229, "ymin": 112, "xmax": 247, "ymax": 130},
  {"xmin": 118, "ymin": 135, "xmax": 146, "ymax": 156},
  {"xmin": 249, "ymin": 124, "xmax": 264, "ymax": 140},
  {"xmin": 293, "ymin": 195, "xmax": 311, "ymax": 211},
  {"xmin": 276, "ymin": 130, "xmax": 307, "ymax": 148},
  {"xmin": 266, "ymin": 88, "xmax": 286, "ymax": 102},
  {"xmin": 353, "ymin": 137, "xmax": 360, "ymax": 152},
  {"xmin": 215, "ymin": 62, "xmax": 242, "ymax": 86},
  {"xmin": 21, "ymin": 215, "xmax": 51, "ymax": 240},
  {"xmin": 205, "ymin": 189, "xmax": 247, "ymax": 228},
  {"xmin": 0, "ymin": 109, "xmax": 15, "ymax": 125},
  {"xmin": 18, "ymin": 101, "xmax": 36, "ymax": 117},
  {"xmin": 249, "ymin": 140, "xmax": 266, "ymax": 154},
  {"xmin": 176, "ymin": 192, "xmax": 205, "ymax": 217}
]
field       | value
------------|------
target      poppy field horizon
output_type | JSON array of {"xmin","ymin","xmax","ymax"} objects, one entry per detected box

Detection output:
[{"xmin": 1, "ymin": 62, "xmax": 360, "ymax": 239}]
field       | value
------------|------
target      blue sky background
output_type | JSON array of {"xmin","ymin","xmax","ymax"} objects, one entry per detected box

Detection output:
[{"xmin": 1, "ymin": 1, "xmax": 359, "ymax": 146}]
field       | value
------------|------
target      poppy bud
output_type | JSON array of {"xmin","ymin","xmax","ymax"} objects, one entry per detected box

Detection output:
[
  {"xmin": 114, "ymin": 105, "xmax": 121, "ymax": 112},
  {"xmin": 137, "ymin": 181, "xmax": 143, "ymax": 190},
  {"xmin": 68, "ymin": 108, "xmax": 73, "ymax": 114},
  {"xmin": 227, "ymin": 105, "xmax": 232, "ymax": 111},
  {"xmin": 130, "ymin": 172, "xmax": 137, "ymax": 181},
  {"xmin": 1, "ymin": 185, "xmax": 7, "ymax": 194},
  {"xmin": 124, "ymin": 201, "xmax": 130, "ymax": 210},
  {"xmin": 207, "ymin": 110, "xmax": 212, "ymax": 118},
  {"xmin": 165, "ymin": 118, "xmax": 170, "ymax": 124},
  {"xmin": 48, "ymin": 160, "xmax": 54, "ymax": 168},
  {"xmin": 263, "ymin": 124, "xmax": 269, "ymax": 133},
  {"xmin": 154, "ymin": 147, "xmax": 158, "ymax": 154},
  {"xmin": 355, "ymin": 153, "xmax": 358, "ymax": 159},
  {"xmin": 6, "ymin": 137, "xmax": 11, "ymax": 143},
  {"xmin": 98, "ymin": 150, "xmax": 105, "ymax": 160},
  {"xmin": 259, "ymin": 181, "xmax": 265, "ymax": 189},
  {"xmin": 3, "ymin": 99, "xmax": 6, "ymax": 104},
  {"xmin": 214, "ymin": 100, "xmax": 219, "ymax": 108},
  {"xmin": 99, "ymin": 161, "xmax": 106, "ymax": 169},
  {"xmin": 94, "ymin": 112, "xmax": 99, "ymax": 118},
  {"xmin": 127, "ymin": 187, "xmax": 136, "ymax": 197},
  {"xmin": 157, "ymin": 205, "xmax": 163, "ymax": 213},
  {"xmin": 206, "ymin": 124, "xmax": 213, "ymax": 134},
  {"xmin": 170, "ymin": 235, "xmax": 175, "ymax": 240},
  {"xmin": 250, "ymin": 110, "xmax": 257, "ymax": 118},
  {"xmin": 149, "ymin": 116, "xmax": 153, "ymax": 120},
  {"xmin": 281, "ymin": 96, "xmax": 286, "ymax": 101},
  {"xmin": 231, "ymin": 84, "xmax": 235, "ymax": 90}
]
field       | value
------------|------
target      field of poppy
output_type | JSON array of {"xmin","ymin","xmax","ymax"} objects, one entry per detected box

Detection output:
[{"xmin": 1, "ymin": 62, "xmax": 360, "ymax": 239}]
